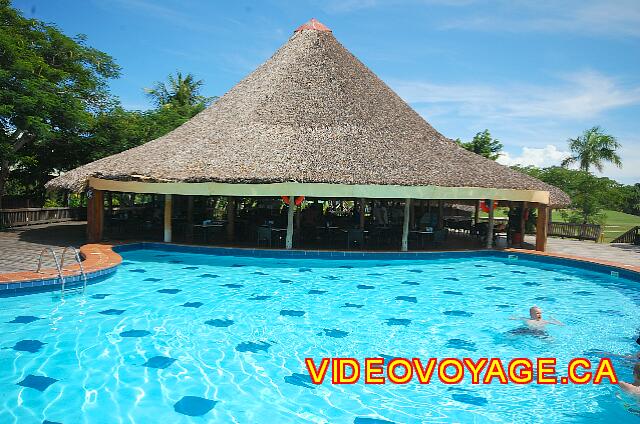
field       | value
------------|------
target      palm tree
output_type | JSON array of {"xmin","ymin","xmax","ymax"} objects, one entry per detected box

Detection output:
[
  {"xmin": 561, "ymin": 126, "xmax": 622, "ymax": 172},
  {"xmin": 145, "ymin": 72, "xmax": 211, "ymax": 108}
]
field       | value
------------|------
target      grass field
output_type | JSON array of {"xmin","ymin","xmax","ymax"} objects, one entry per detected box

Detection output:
[
  {"xmin": 595, "ymin": 210, "xmax": 640, "ymax": 242},
  {"xmin": 480, "ymin": 209, "xmax": 640, "ymax": 242}
]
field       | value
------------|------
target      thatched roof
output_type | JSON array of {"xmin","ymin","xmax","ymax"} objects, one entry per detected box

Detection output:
[{"xmin": 47, "ymin": 19, "xmax": 570, "ymax": 207}]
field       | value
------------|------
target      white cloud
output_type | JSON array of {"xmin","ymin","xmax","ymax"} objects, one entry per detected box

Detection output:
[
  {"xmin": 319, "ymin": 0, "xmax": 476, "ymax": 13},
  {"xmin": 439, "ymin": 0, "xmax": 640, "ymax": 38},
  {"xmin": 391, "ymin": 70, "xmax": 640, "ymax": 121},
  {"xmin": 321, "ymin": 0, "xmax": 379, "ymax": 13},
  {"xmin": 108, "ymin": 0, "xmax": 245, "ymax": 35},
  {"xmin": 497, "ymin": 145, "xmax": 570, "ymax": 168}
]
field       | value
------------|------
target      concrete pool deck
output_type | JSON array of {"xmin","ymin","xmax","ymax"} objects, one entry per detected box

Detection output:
[
  {"xmin": 523, "ymin": 235, "xmax": 640, "ymax": 268},
  {"xmin": 0, "ymin": 222, "xmax": 638, "ymax": 280}
]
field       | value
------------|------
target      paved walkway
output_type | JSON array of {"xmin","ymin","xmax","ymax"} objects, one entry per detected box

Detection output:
[
  {"xmin": 0, "ymin": 222, "xmax": 87, "ymax": 273},
  {"xmin": 1, "ymin": 222, "xmax": 638, "ymax": 273},
  {"xmin": 524, "ymin": 235, "xmax": 640, "ymax": 267}
]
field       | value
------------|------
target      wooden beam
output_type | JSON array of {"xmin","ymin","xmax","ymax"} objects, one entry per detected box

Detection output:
[
  {"xmin": 164, "ymin": 194, "xmax": 172, "ymax": 243},
  {"xmin": 519, "ymin": 201, "xmax": 528, "ymax": 247},
  {"xmin": 486, "ymin": 199, "xmax": 494, "ymax": 249},
  {"xmin": 536, "ymin": 203, "xmax": 549, "ymax": 252},
  {"xmin": 401, "ymin": 198, "xmax": 411, "ymax": 251},
  {"xmin": 286, "ymin": 195, "xmax": 295, "ymax": 249},
  {"xmin": 86, "ymin": 189, "xmax": 104, "ymax": 243},
  {"xmin": 89, "ymin": 177, "xmax": 551, "ymax": 204}
]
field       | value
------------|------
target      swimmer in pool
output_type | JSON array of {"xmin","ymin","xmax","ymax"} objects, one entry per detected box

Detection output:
[
  {"xmin": 510, "ymin": 306, "xmax": 564, "ymax": 328},
  {"xmin": 619, "ymin": 362, "xmax": 640, "ymax": 398}
]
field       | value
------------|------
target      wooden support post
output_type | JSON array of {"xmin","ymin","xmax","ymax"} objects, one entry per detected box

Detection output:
[
  {"xmin": 506, "ymin": 202, "xmax": 512, "ymax": 247},
  {"xmin": 226, "ymin": 197, "xmax": 236, "ymax": 242},
  {"xmin": 486, "ymin": 199, "xmax": 494, "ymax": 249},
  {"xmin": 401, "ymin": 198, "xmax": 411, "ymax": 251},
  {"xmin": 186, "ymin": 195, "xmax": 194, "ymax": 243},
  {"xmin": 437, "ymin": 200, "xmax": 444, "ymax": 230},
  {"xmin": 286, "ymin": 195, "xmax": 295, "ymax": 249},
  {"xmin": 164, "ymin": 194, "xmax": 172, "ymax": 243},
  {"xmin": 519, "ymin": 201, "xmax": 528, "ymax": 247},
  {"xmin": 86, "ymin": 189, "xmax": 104, "ymax": 243},
  {"xmin": 359, "ymin": 198, "xmax": 365, "ymax": 229},
  {"xmin": 536, "ymin": 203, "xmax": 549, "ymax": 252}
]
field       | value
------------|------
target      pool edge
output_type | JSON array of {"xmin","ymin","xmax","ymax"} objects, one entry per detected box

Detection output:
[
  {"xmin": 120, "ymin": 242, "xmax": 640, "ymax": 279},
  {"xmin": 0, "ymin": 243, "xmax": 122, "ymax": 294},
  {"xmin": 2, "ymin": 242, "xmax": 638, "ymax": 293}
]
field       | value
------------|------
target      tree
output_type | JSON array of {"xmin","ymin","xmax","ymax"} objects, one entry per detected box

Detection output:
[
  {"xmin": 89, "ymin": 107, "xmax": 148, "ymax": 161},
  {"xmin": 87, "ymin": 72, "xmax": 216, "ymax": 170},
  {"xmin": 620, "ymin": 183, "xmax": 640, "ymax": 216},
  {"xmin": 561, "ymin": 126, "xmax": 622, "ymax": 172},
  {"xmin": 511, "ymin": 165, "xmax": 620, "ymax": 224},
  {"xmin": 145, "ymin": 71, "xmax": 213, "ymax": 110},
  {"xmin": 0, "ymin": 0, "xmax": 119, "ymax": 207},
  {"xmin": 457, "ymin": 130, "xmax": 503, "ymax": 160},
  {"xmin": 142, "ymin": 71, "xmax": 215, "ymax": 139}
]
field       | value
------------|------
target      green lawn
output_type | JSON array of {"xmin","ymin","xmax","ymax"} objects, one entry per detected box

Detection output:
[
  {"xmin": 479, "ymin": 209, "xmax": 640, "ymax": 242},
  {"xmin": 594, "ymin": 210, "xmax": 640, "ymax": 242}
]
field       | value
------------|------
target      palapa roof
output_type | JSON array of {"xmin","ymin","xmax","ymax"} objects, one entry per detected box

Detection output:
[{"xmin": 47, "ymin": 19, "xmax": 570, "ymax": 207}]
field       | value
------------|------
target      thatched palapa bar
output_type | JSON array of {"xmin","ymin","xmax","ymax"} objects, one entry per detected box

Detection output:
[{"xmin": 46, "ymin": 19, "xmax": 570, "ymax": 251}]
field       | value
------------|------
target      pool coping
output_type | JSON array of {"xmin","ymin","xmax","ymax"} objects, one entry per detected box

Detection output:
[
  {"xmin": 0, "ymin": 244, "xmax": 122, "ymax": 293},
  {"xmin": 1, "ymin": 241, "xmax": 638, "ymax": 293}
]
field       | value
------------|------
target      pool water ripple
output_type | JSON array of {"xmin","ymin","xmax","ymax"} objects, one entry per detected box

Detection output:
[{"xmin": 0, "ymin": 249, "xmax": 638, "ymax": 423}]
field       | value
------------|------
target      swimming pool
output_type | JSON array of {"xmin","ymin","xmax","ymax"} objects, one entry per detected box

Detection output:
[{"xmin": 1, "ymin": 245, "xmax": 639, "ymax": 423}]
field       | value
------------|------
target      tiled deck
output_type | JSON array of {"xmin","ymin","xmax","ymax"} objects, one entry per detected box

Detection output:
[
  {"xmin": 523, "ymin": 235, "xmax": 640, "ymax": 268},
  {"xmin": 0, "ymin": 221, "xmax": 87, "ymax": 273}
]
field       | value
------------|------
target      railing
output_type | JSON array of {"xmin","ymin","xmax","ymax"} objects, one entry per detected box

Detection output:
[
  {"xmin": 611, "ymin": 226, "xmax": 640, "ymax": 244},
  {"xmin": 0, "ymin": 207, "xmax": 85, "ymax": 228},
  {"xmin": 60, "ymin": 246, "xmax": 87, "ymax": 296},
  {"xmin": 548, "ymin": 222, "xmax": 603, "ymax": 241},
  {"xmin": 35, "ymin": 247, "xmax": 65, "ymax": 294}
]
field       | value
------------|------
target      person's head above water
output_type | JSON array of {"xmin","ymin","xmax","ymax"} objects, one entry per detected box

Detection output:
[{"xmin": 529, "ymin": 306, "xmax": 543, "ymax": 320}]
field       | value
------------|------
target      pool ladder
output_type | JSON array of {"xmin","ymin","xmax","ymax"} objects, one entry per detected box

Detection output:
[{"xmin": 36, "ymin": 246, "xmax": 87, "ymax": 298}]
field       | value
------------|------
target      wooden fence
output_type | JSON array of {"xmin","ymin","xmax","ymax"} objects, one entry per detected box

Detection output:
[
  {"xmin": 0, "ymin": 207, "xmax": 86, "ymax": 228},
  {"xmin": 611, "ymin": 226, "xmax": 640, "ymax": 244},
  {"xmin": 547, "ymin": 222, "xmax": 602, "ymax": 241}
]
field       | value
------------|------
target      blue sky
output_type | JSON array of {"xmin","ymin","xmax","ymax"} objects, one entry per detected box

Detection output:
[{"xmin": 14, "ymin": 0, "xmax": 640, "ymax": 184}]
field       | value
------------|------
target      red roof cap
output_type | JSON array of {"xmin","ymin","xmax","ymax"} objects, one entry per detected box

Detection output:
[{"xmin": 294, "ymin": 18, "xmax": 331, "ymax": 33}]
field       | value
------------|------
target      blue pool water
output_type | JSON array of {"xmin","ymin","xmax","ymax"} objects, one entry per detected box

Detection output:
[{"xmin": 1, "ymin": 248, "xmax": 639, "ymax": 423}]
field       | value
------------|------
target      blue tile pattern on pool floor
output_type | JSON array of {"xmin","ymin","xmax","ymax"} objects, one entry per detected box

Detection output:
[{"xmin": 0, "ymin": 244, "xmax": 638, "ymax": 423}]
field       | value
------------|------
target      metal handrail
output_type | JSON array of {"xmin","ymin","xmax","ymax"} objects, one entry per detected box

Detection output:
[
  {"xmin": 35, "ymin": 247, "xmax": 65, "ymax": 295},
  {"xmin": 60, "ymin": 246, "xmax": 87, "ymax": 294}
]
